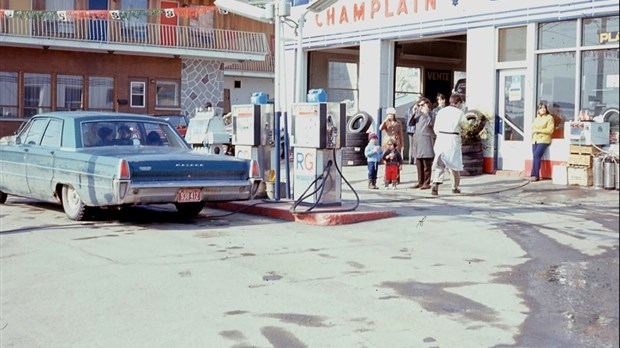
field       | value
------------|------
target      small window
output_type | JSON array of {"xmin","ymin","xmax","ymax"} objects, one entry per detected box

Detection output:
[
  {"xmin": 89, "ymin": 77, "xmax": 114, "ymax": 111},
  {"xmin": 0, "ymin": 71, "xmax": 18, "ymax": 118},
  {"xmin": 498, "ymin": 26, "xmax": 527, "ymax": 62},
  {"xmin": 130, "ymin": 81, "xmax": 146, "ymax": 108},
  {"xmin": 155, "ymin": 80, "xmax": 180, "ymax": 108},
  {"xmin": 24, "ymin": 73, "xmax": 52, "ymax": 118},
  {"xmin": 57, "ymin": 75, "xmax": 83, "ymax": 110}
]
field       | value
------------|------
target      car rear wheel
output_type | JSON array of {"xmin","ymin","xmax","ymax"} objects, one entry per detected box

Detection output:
[
  {"xmin": 0, "ymin": 191, "xmax": 7, "ymax": 204},
  {"xmin": 62, "ymin": 185, "xmax": 89, "ymax": 221},
  {"xmin": 175, "ymin": 202, "xmax": 204, "ymax": 218}
]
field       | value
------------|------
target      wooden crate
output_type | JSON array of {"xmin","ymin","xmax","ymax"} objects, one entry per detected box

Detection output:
[
  {"xmin": 569, "ymin": 144, "xmax": 601, "ymax": 155},
  {"xmin": 567, "ymin": 166, "xmax": 593, "ymax": 186},
  {"xmin": 552, "ymin": 165, "xmax": 568, "ymax": 185},
  {"xmin": 569, "ymin": 153, "xmax": 593, "ymax": 167}
]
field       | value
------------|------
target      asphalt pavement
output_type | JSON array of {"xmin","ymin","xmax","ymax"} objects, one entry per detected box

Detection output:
[{"xmin": 1, "ymin": 162, "xmax": 618, "ymax": 348}]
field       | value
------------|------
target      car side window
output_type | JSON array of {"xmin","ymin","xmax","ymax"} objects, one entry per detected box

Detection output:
[
  {"xmin": 22, "ymin": 118, "xmax": 49, "ymax": 145},
  {"xmin": 40, "ymin": 119, "xmax": 63, "ymax": 147}
]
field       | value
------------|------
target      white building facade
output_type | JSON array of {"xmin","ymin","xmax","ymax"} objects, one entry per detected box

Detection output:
[{"xmin": 281, "ymin": 0, "xmax": 619, "ymax": 176}]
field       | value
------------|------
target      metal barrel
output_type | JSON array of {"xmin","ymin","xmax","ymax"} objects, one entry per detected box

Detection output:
[
  {"xmin": 605, "ymin": 159, "xmax": 616, "ymax": 190},
  {"xmin": 592, "ymin": 156, "xmax": 604, "ymax": 189}
]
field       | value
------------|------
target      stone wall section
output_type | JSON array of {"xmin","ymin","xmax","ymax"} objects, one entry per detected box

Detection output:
[{"xmin": 182, "ymin": 59, "xmax": 224, "ymax": 117}]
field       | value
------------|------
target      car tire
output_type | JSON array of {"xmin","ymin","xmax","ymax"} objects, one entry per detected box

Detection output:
[
  {"xmin": 347, "ymin": 111, "xmax": 372, "ymax": 134},
  {"xmin": 175, "ymin": 202, "xmax": 204, "ymax": 218},
  {"xmin": 62, "ymin": 185, "xmax": 89, "ymax": 221},
  {"xmin": 345, "ymin": 132, "xmax": 369, "ymax": 148},
  {"xmin": 0, "ymin": 191, "xmax": 7, "ymax": 204},
  {"xmin": 464, "ymin": 110, "xmax": 487, "ymax": 135}
]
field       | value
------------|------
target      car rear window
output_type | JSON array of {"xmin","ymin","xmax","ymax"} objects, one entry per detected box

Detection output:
[{"xmin": 81, "ymin": 120, "xmax": 186, "ymax": 148}]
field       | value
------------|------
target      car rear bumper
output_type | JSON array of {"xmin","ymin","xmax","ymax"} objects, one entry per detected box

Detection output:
[{"xmin": 117, "ymin": 179, "xmax": 260, "ymax": 205}]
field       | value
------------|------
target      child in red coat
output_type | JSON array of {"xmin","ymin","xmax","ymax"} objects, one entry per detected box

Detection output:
[{"xmin": 382, "ymin": 139, "xmax": 403, "ymax": 189}]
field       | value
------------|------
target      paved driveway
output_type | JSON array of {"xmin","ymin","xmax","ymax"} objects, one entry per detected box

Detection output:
[{"xmin": 1, "ymin": 165, "xmax": 618, "ymax": 347}]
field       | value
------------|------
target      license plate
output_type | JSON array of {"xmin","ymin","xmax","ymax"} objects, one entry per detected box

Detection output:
[{"xmin": 177, "ymin": 188, "xmax": 202, "ymax": 203}]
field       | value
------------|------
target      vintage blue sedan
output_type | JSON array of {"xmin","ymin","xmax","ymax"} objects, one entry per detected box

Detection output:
[{"xmin": 0, "ymin": 112, "xmax": 262, "ymax": 221}]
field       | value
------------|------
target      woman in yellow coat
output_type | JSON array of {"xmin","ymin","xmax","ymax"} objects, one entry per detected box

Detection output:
[{"xmin": 530, "ymin": 102, "xmax": 555, "ymax": 181}]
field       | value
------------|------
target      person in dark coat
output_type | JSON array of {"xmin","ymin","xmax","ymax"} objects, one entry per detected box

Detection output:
[
  {"xmin": 410, "ymin": 98, "xmax": 435, "ymax": 189},
  {"xmin": 382, "ymin": 139, "xmax": 403, "ymax": 189}
]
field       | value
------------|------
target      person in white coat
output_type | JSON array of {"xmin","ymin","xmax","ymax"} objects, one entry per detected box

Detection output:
[{"xmin": 430, "ymin": 94, "xmax": 466, "ymax": 196}]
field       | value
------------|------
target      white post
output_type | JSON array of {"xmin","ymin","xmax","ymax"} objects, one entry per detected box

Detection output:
[
  {"xmin": 274, "ymin": 7, "xmax": 282, "ymax": 113},
  {"xmin": 295, "ymin": 12, "xmax": 307, "ymax": 103}
]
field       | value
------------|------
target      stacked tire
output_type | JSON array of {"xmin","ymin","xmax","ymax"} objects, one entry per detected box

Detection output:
[
  {"xmin": 343, "ymin": 111, "xmax": 372, "ymax": 166},
  {"xmin": 460, "ymin": 110, "xmax": 487, "ymax": 176}
]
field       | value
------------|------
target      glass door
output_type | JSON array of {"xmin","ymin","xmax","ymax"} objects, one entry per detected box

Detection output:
[{"xmin": 497, "ymin": 69, "xmax": 528, "ymax": 171}]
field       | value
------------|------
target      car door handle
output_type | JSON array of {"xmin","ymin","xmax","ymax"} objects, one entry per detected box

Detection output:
[{"xmin": 49, "ymin": 150, "xmax": 55, "ymax": 155}]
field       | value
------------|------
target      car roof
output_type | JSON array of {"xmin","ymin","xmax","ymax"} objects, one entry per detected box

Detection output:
[{"xmin": 33, "ymin": 111, "xmax": 162, "ymax": 122}]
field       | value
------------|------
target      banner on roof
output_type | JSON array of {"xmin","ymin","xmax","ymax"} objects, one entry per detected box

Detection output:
[{"xmin": 0, "ymin": 6, "xmax": 216, "ymax": 20}]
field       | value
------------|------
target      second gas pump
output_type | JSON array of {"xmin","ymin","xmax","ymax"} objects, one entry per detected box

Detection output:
[
  {"xmin": 231, "ymin": 102, "xmax": 275, "ymax": 197},
  {"xmin": 291, "ymin": 102, "xmax": 346, "ymax": 206}
]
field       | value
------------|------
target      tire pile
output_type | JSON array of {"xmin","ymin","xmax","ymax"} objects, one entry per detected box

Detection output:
[
  {"xmin": 342, "ymin": 111, "xmax": 373, "ymax": 166},
  {"xmin": 460, "ymin": 110, "xmax": 487, "ymax": 176}
]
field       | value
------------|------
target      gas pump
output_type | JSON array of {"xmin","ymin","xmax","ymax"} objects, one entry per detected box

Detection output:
[
  {"xmin": 185, "ymin": 109, "xmax": 230, "ymax": 155},
  {"xmin": 291, "ymin": 102, "xmax": 346, "ymax": 206},
  {"xmin": 231, "ymin": 103, "xmax": 275, "ymax": 197}
]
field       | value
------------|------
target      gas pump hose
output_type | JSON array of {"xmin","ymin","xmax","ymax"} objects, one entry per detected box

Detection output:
[{"xmin": 290, "ymin": 148, "xmax": 361, "ymax": 215}]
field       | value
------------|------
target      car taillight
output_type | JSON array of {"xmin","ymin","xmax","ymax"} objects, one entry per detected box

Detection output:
[
  {"xmin": 119, "ymin": 159, "xmax": 131, "ymax": 179},
  {"xmin": 250, "ymin": 159, "xmax": 261, "ymax": 179}
]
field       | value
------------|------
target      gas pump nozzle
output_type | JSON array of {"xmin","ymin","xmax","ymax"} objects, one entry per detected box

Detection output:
[
  {"xmin": 326, "ymin": 115, "xmax": 339, "ymax": 148},
  {"xmin": 265, "ymin": 122, "xmax": 274, "ymax": 145}
]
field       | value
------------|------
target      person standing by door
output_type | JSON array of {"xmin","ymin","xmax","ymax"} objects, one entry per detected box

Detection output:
[
  {"xmin": 433, "ymin": 93, "xmax": 447, "ymax": 115},
  {"xmin": 406, "ymin": 98, "xmax": 422, "ymax": 165},
  {"xmin": 411, "ymin": 98, "xmax": 435, "ymax": 189},
  {"xmin": 430, "ymin": 94, "xmax": 466, "ymax": 196},
  {"xmin": 530, "ymin": 102, "xmax": 554, "ymax": 181}
]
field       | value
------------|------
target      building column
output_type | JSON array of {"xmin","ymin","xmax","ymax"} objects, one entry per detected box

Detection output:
[{"xmin": 358, "ymin": 39, "xmax": 394, "ymax": 131}]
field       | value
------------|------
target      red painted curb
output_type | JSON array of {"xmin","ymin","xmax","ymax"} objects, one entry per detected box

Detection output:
[{"xmin": 205, "ymin": 201, "xmax": 397, "ymax": 226}]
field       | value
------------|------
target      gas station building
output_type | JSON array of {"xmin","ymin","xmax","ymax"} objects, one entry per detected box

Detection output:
[{"xmin": 282, "ymin": 0, "xmax": 619, "ymax": 177}]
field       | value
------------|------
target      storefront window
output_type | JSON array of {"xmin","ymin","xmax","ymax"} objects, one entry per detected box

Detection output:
[
  {"xmin": 581, "ymin": 49, "xmax": 619, "ymax": 143},
  {"xmin": 395, "ymin": 66, "xmax": 422, "ymax": 112},
  {"xmin": 582, "ymin": 16, "xmax": 619, "ymax": 46},
  {"xmin": 88, "ymin": 77, "xmax": 114, "ymax": 111},
  {"xmin": 57, "ymin": 75, "xmax": 83, "ymax": 111},
  {"xmin": 0, "ymin": 72, "xmax": 18, "ymax": 118},
  {"xmin": 537, "ymin": 52, "xmax": 576, "ymax": 138},
  {"xmin": 24, "ymin": 73, "xmax": 51, "ymax": 118},
  {"xmin": 499, "ymin": 26, "xmax": 526, "ymax": 62},
  {"xmin": 538, "ymin": 20, "xmax": 577, "ymax": 50}
]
